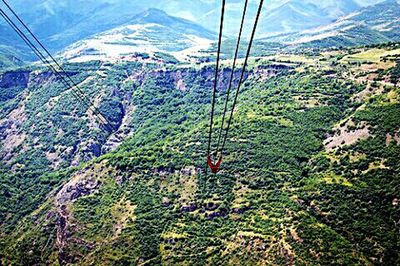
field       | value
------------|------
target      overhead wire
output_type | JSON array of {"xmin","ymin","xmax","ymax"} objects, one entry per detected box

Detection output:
[
  {"xmin": 1, "ymin": 0, "xmax": 108, "ymax": 122},
  {"xmin": 2, "ymin": 0, "xmax": 264, "ymax": 172},
  {"xmin": 219, "ymin": 0, "xmax": 264, "ymax": 156},
  {"xmin": 0, "ymin": 0, "xmax": 115, "ymax": 132},
  {"xmin": 215, "ymin": 0, "xmax": 249, "ymax": 154},
  {"xmin": 0, "ymin": 8, "xmax": 83, "ymax": 105},
  {"xmin": 0, "ymin": 8, "xmax": 85, "ymax": 109},
  {"xmin": 206, "ymin": 0, "xmax": 225, "ymax": 171}
]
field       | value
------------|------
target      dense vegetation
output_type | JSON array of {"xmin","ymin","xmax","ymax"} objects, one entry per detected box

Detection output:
[{"xmin": 0, "ymin": 43, "xmax": 399, "ymax": 265}]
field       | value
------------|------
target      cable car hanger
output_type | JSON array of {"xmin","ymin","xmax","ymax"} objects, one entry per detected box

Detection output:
[{"xmin": 206, "ymin": 0, "xmax": 264, "ymax": 174}]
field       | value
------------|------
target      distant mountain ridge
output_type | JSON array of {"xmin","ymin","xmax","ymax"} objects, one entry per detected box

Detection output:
[
  {"xmin": 0, "ymin": 0, "xmax": 397, "ymax": 66},
  {"xmin": 260, "ymin": 0, "xmax": 400, "ymax": 47},
  {"xmin": 60, "ymin": 8, "xmax": 216, "ymax": 63},
  {"xmin": 257, "ymin": 0, "xmax": 361, "ymax": 37},
  {"xmin": 128, "ymin": 8, "xmax": 215, "ymax": 40}
]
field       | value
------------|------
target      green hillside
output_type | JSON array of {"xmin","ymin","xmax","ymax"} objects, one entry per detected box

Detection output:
[{"xmin": 0, "ymin": 43, "xmax": 399, "ymax": 265}]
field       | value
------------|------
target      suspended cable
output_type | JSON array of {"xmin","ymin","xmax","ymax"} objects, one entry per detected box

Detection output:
[
  {"xmin": 0, "ymin": 8, "xmax": 111, "ymax": 132},
  {"xmin": 0, "ymin": 9, "xmax": 82, "ymax": 105},
  {"xmin": 1, "ymin": 0, "xmax": 103, "ymax": 117},
  {"xmin": 216, "ymin": 0, "xmax": 249, "ymax": 154},
  {"xmin": 0, "ymin": 0, "xmax": 115, "ymax": 132},
  {"xmin": 206, "ymin": 0, "xmax": 225, "ymax": 172},
  {"xmin": 0, "ymin": 9, "xmax": 83, "ymax": 106},
  {"xmin": 219, "ymin": 0, "xmax": 264, "ymax": 156}
]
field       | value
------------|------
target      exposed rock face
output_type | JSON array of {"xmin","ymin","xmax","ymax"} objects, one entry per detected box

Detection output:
[
  {"xmin": 103, "ymin": 104, "xmax": 136, "ymax": 153},
  {"xmin": 0, "ymin": 70, "xmax": 30, "ymax": 89},
  {"xmin": 28, "ymin": 71, "xmax": 56, "ymax": 86},
  {"xmin": 0, "ymin": 101, "xmax": 28, "ymax": 163},
  {"xmin": 324, "ymin": 121, "xmax": 371, "ymax": 151},
  {"xmin": 56, "ymin": 178, "xmax": 100, "ymax": 205},
  {"xmin": 71, "ymin": 140, "xmax": 103, "ymax": 166},
  {"xmin": 386, "ymin": 132, "xmax": 400, "ymax": 146},
  {"xmin": 55, "ymin": 171, "xmax": 101, "ymax": 265},
  {"xmin": 255, "ymin": 64, "xmax": 293, "ymax": 80},
  {"xmin": 160, "ymin": 66, "xmax": 248, "ymax": 93}
]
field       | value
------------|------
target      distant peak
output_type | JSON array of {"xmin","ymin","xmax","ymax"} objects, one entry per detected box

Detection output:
[
  {"xmin": 126, "ymin": 8, "xmax": 176, "ymax": 26},
  {"xmin": 142, "ymin": 8, "xmax": 168, "ymax": 17}
]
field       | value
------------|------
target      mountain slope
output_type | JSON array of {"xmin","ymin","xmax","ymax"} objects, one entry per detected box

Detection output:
[
  {"xmin": 0, "ymin": 0, "xmax": 376, "ymax": 59},
  {"xmin": 259, "ymin": 1, "xmax": 331, "ymax": 35},
  {"xmin": 192, "ymin": 0, "xmax": 362, "ymax": 37},
  {"xmin": 0, "ymin": 0, "xmax": 146, "ymax": 51},
  {"xmin": 350, "ymin": 0, "xmax": 400, "ymax": 40},
  {"xmin": 60, "ymin": 9, "xmax": 216, "ymax": 63},
  {"xmin": 318, "ymin": 0, "xmax": 361, "ymax": 17},
  {"xmin": 257, "ymin": 0, "xmax": 361, "ymax": 36},
  {"xmin": 1, "ymin": 43, "xmax": 399, "ymax": 265},
  {"xmin": 0, "ymin": 0, "xmax": 390, "ymax": 66},
  {"xmin": 261, "ymin": 0, "xmax": 400, "ymax": 47}
]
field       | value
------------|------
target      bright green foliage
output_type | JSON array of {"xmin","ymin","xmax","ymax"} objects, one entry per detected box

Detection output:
[{"xmin": 0, "ymin": 44, "xmax": 399, "ymax": 265}]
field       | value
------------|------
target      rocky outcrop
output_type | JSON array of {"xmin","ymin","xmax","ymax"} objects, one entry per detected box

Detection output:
[
  {"xmin": 0, "ymin": 101, "xmax": 28, "ymax": 163},
  {"xmin": 28, "ymin": 71, "xmax": 55, "ymax": 85},
  {"xmin": 255, "ymin": 64, "xmax": 293, "ymax": 80},
  {"xmin": 324, "ymin": 121, "xmax": 371, "ymax": 151},
  {"xmin": 71, "ymin": 140, "xmax": 103, "ymax": 166},
  {"xmin": 0, "ymin": 70, "xmax": 30, "ymax": 88},
  {"xmin": 55, "ymin": 171, "xmax": 101, "ymax": 265},
  {"xmin": 103, "ymin": 104, "xmax": 136, "ymax": 153},
  {"xmin": 56, "ymin": 178, "xmax": 100, "ymax": 205}
]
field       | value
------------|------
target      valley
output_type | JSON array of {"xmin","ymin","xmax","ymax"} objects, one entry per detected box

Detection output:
[
  {"xmin": 0, "ymin": 42, "xmax": 399, "ymax": 265},
  {"xmin": 0, "ymin": 0, "xmax": 399, "ymax": 265}
]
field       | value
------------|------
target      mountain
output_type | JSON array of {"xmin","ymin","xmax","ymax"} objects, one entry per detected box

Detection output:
[
  {"xmin": 59, "ymin": 9, "xmax": 216, "ymax": 62},
  {"xmin": 1, "ymin": 3, "xmax": 400, "ymax": 264},
  {"xmin": 155, "ymin": 0, "xmax": 364, "ymax": 36},
  {"xmin": 0, "ymin": 0, "xmax": 150, "ymax": 63},
  {"xmin": 258, "ymin": 1, "xmax": 334, "ymax": 36},
  {"xmin": 0, "ymin": 0, "xmax": 381, "ymax": 57},
  {"xmin": 0, "ymin": 0, "xmax": 391, "ymax": 67},
  {"xmin": 350, "ymin": 0, "xmax": 400, "ymax": 40},
  {"xmin": 1, "ymin": 42, "xmax": 399, "ymax": 265},
  {"xmin": 191, "ymin": 0, "xmax": 362, "ymax": 37},
  {"xmin": 316, "ymin": 0, "xmax": 361, "ymax": 18},
  {"xmin": 0, "ymin": 0, "xmax": 151, "ymax": 51},
  {"xmin": 261, "ymin": 0, "xmax": 400, "ymax": 47}
]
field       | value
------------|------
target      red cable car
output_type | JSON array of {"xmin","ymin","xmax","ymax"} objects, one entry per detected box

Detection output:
[{"xmin": 207, "ymin": 155, "xmax": 222, "ymax": 173}]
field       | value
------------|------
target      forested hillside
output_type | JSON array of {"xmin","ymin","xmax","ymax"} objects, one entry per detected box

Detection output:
[{"xmin": 1, "ymin": 43, "xmax": 399, "ymax": 265}]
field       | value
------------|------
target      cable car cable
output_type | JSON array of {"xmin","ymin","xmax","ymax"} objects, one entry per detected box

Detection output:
[
  {"xmin": 206, "ymin": 0, "xmax": 225, "ymax": 172},
  {"xmin": 0, "ymin": 2, "xmax": 115, "ymax": 132},
  {"xmin": 0, "ymin": 8, "xmax": 111, "ymax": 131},
  {"xmin": 215, "ymin": 0, "xmax": 249, "ymax": 154},
  {"xmin": 219, "ymin": 0, "xmax": 264, "ymax": 156}
]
